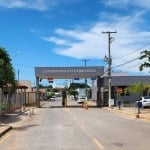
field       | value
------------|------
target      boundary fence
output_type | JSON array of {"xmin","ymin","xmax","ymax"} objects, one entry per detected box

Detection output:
[{"xmin": 0, "ymin": 92, "xmax": 37, "ymax": 114}]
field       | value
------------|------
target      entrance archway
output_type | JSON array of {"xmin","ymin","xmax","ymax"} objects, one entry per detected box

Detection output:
[{"xmin": 35, "ymin": 66, "xmax": 104, "ymax": 107}]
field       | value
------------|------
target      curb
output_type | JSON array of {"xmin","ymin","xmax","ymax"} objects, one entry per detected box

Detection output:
[
  {"xmin": 0, "ymin": 107, "xmax": 34, "ymax": 138},
  {"xmin": 0, "ymin": 126, "xmax": 12, "ymax": 137},
  {"xmin": 106, "ymin": 107, "xmax": 150, "ymax": 121}
]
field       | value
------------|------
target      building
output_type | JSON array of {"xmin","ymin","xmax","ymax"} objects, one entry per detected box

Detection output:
[
  {"xmin": 96, "ymin": 75, "xmax": 150, "ymax": 107},
  {"xmin": 18, "ymin": 80, "xmax": 32, "ymax": 92}
]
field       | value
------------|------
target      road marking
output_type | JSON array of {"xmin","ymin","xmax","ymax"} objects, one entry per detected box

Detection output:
[
  {"xmin": 93, "ymin": 138, "xmax": 104, "ymax": 149},
  {"xmin": 80, "ymin": 125, "xmax": 105, "ymax": 150},
  {"xmin": 64, "ymin": 108, "xmax": 105, "ymax": 149},
  {"xmin": 0, "ymin": 133, "xmax": 11, "ymax": 143}
]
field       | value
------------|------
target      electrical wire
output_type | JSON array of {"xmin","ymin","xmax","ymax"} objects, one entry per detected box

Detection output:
[
  {"xmin": 112, "ymin": 56, "xmax": 139, "ymax": 69},
  {"xmin": 112, "ymin": 42, "xmax": 150, "ymax": 60},
  {"xmin": 118, "ymin": 60, "xmax": 144, "ymax": 71}
]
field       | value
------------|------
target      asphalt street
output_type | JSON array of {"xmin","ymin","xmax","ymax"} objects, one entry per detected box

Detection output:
[{"xmin": 0, "ymin": 97, "xmax": 150, "ymax": 150}]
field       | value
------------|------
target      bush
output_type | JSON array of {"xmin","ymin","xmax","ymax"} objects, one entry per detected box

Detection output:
[
  {"xmin": 46, "ymin": 92, "xmax": 55, "ymax": 99},
  {"xmin": 0, "ymin": 104, "xmax": 7, "ymax": 110},
  {"xmin": 69, "ymin": 90, "xmax": 78, "ymax": 97}
]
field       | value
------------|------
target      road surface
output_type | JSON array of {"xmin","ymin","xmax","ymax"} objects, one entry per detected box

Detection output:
[{"xmin": 0, "ymin": 97, "xmax": 150, "ymax": 150}]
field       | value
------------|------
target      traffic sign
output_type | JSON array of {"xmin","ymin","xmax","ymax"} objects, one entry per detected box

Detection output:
[{"xmin": 117, "ymin": 88, "xmax": 123, "ymax": 93}]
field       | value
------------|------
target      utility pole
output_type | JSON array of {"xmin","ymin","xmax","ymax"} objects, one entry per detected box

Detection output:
[
  {"xmin": 82, "ymin": 59, "xmax": 90, "ymax": 99},
  {"xmin": 102, "ymin": 31, "xmax": 117, "ymax": 107}
]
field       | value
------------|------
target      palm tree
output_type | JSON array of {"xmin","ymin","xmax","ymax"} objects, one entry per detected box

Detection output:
[{"xmin": 139, "ymin": 50, "xmax": 150, "ymax": 71}]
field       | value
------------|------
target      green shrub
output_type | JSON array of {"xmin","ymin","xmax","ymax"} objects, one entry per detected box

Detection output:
[{"xmin": 0, "ymin": 104, "xmax": 7, "ymax": 110}]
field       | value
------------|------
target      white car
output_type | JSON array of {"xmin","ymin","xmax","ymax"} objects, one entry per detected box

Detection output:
[
  {"xmin": 77, "ymin": 96, "xmax": 87, "ymax": 103},
  {"xmin": 50, "ymin": 96, "xmax": 55, "ymax": 101},
  {"xmin": 139, "ymin": 96, "xmax": 150, "ymax": 107}
]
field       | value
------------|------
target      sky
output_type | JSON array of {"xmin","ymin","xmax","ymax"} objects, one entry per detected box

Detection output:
[{"xmin": 0, "ymin": 0, "xmax": 150, "ymax": 87}]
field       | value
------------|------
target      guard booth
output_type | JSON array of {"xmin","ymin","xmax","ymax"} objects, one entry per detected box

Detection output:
[{"xmin": 35, "ymin": 66, "xmax": 104, "ymax": 107}]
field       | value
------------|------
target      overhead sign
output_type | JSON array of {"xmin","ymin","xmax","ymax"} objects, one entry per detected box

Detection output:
[
  {"xmin": 74, "ymin": 77, "xmax": 79, "ymax": 80},
  {"xmin": 91, "ymin": 77, "xmax": 96, "ymax": 80},
  {"xmin": 35, "ymin": 66, "xmax": 104, "ymax": 79}
]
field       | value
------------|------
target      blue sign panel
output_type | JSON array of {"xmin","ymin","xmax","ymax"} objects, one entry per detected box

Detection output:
[
  {"xmin": 74, "ymin": 78, "xmax": 79, "ymax": 80},
  {"xmin": 91, "ymin": 77, "xmax": 96, "ymax": 80}
]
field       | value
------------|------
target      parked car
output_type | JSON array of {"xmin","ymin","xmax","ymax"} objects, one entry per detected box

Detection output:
[
  {"xmin": 50, "ymin": 96, "xmax": 55, "ymax": 101},
  {"xmin": 77, "ymin": 96, "xmax": 87, "ymax": 103},
  {"xmin": 138, "ymin": 96, "xmax": 150, "ymax": 108}
]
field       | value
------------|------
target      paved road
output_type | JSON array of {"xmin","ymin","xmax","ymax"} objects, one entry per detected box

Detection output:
[{"xmin": 0, "ymin": 97, "xmax": 150, "ymax": 150}]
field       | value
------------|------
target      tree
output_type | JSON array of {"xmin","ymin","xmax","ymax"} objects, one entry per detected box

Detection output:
[
  {"xmin": 124, "ymin": 82, "xmax": 144, "ymax": 98},
  {"xmin": 143, "ymin": 84, "xmax": 150, "ymax": 95},
  {"xmin": 139, "ymin": 50, "xmax": 150, "ymax": 71},
  {"xmin": 0, "ymin": 47, "xmax": 16, "ymax": 89},
  {"xmin": 69, "ymin": 83, "xmax": 90, "ymax": 90}
]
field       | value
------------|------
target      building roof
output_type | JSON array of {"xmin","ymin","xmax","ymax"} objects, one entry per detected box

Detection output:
[
  {"xmin": 104, "ymin": 76, "xmax": 150, "ymax": 86},
  {"xmin": 17, "ymin": 83, "xmax": 28, "ymax": 89}
]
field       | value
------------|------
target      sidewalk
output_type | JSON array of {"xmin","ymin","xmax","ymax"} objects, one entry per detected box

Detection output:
[
  {"xmin": 108, "ymin": 106, "xmax": 150, "ymax": 121},
  {"xmin": 0, "ymin": 106, "xmax": 35, "ymax": 137},
  {"xmin": 87, "ymin": 100, "xmax": 150, "ymax": 121}
]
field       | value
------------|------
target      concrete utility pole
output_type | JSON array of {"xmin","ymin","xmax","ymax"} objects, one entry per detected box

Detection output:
[
  {"xmin": 102, "ymin": 31, "xmax": 117, "ymax": 107},
  {"xmin": 82, "ymin": 59, "xmax": 90, "ymax": 98}
]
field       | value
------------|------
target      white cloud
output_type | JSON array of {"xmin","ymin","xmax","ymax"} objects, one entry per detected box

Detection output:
[
  {"xmin": 103, "ymin": 0, "xmax": 150, "ymax": 9},
  {"xmin": 42, "ymin": 36, "xmax": 72, "ymax": 46},
  {"xmin": 0, "ymin": 0, "xmax": 82, "ymax": 11},
  {"xmin": 0, "ymin": 0, "xmax": 53, "ymax": 11},
  {"xmin": 43, "ymin": 11, "xmax": 150, "ymax": 74}
]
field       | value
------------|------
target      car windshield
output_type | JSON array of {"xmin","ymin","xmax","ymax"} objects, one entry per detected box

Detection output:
[{"xmin": 144, "ymin": 96, "xmax": 150, "ymax": 99}]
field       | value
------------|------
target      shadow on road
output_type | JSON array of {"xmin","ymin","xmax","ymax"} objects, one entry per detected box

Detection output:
[
  {"xmin": 0, "ymin": 112, "xmax": 28, "ymax": 124},
  {"xmin": 12, "ymin": 124, "xmax": 39, "ymax": 131}
]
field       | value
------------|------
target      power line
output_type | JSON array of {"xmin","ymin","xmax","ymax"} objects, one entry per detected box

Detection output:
[
  {"xmin": 112, "ymin": 56, "xmax": 139, "ymax": 69},
  {"xmin": 113, "ymin": 42, "xmax": 150, "ymax": 60},
  {"xmin": 120, "ymin": 60, "xmax": 144, "ymax": 71},
  {"xmin": 117, "ymin": 57, "xmax": 148, "ymax": 71}
]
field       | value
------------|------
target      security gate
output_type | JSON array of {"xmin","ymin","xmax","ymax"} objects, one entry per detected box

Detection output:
[{"xmin": 35, "ymin": 66, "xmax": 104, "ymax": 107}]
